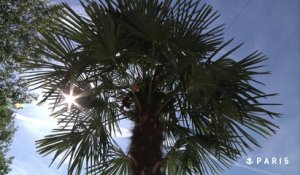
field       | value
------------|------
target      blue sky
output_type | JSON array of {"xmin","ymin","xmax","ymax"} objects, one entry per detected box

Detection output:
[{"xmin": 8, "ymin": 0, "xmax": 299, "ymax": 175}]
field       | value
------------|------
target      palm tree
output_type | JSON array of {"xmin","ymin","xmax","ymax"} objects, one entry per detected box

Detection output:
[{"xmin": 24, "ymin": 0, "xmax": 279, "ymax": 175}]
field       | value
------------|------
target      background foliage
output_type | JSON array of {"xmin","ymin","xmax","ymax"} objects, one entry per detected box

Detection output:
[{"xmin": 0, "ymin": 0, "xmax": 60, "ymax": 173}]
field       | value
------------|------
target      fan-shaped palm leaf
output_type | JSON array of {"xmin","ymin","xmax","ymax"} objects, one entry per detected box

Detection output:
[{"xmin": 23, "ymin": 0, "xmax": 280, "ymax": 175}]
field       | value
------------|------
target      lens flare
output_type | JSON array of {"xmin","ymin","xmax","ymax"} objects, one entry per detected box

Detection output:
[{"xmin": 14, "ymin": 103, "xmax": 25, "ymax": 109}]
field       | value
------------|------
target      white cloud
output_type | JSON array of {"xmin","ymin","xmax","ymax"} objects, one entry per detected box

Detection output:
[
  {"xmin": 114, "ymin": 127, "xmax": 132, "ymax": 138},
  {"xmin": 14, "ymin": 113, "xmax": 57, "ymax": 138},
  {"xmin": 15, "ymin": 113, "xmax": 55, "ymax": 127},
  {"xmin": 10, "ymin": 158, "xmax": 66, "ymax": 175}
]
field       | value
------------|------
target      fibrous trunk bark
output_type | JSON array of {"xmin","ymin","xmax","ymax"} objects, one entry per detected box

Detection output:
[{"xmin": 129, "ymin": 110, "xmax": 163, "ymax": 175}]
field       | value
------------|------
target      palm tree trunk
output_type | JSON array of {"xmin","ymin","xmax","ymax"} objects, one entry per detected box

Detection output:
[{"xmin": 129, "ymin": 110, "xmax": 163, "ymax": 175}]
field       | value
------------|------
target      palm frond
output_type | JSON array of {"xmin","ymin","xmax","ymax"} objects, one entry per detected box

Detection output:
[
  {"xmin": 89, "ymin": 145, "xmax": 132, "ymax": 175},
  {"xmin": 36, "ymin": 112, "xmax": 119, "ymax": 175}
]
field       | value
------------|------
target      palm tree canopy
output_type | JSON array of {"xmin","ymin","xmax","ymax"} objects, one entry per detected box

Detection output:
[{"xmin": 23, "ymin": 0, "xmax": 279, "ymax": 174}]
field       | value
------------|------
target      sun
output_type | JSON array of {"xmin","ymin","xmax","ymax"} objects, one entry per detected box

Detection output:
[
  {"xmin": 63, "ymin": 93, "xmax": 77, "ymax": 105},
  {"xmin": 62, "ymin": 92, "xmax": 79, "ymax": 111}
]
